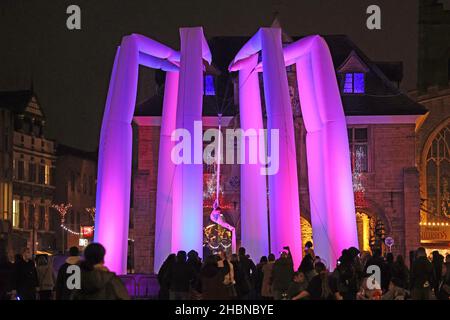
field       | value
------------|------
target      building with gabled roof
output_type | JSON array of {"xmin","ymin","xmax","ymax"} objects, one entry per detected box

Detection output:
[{"xmin": 0, "ymin": 89, "xmax": 57, "ymax": 254}]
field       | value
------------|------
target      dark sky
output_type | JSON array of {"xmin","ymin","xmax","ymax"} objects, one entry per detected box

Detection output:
[{"xmin": 0, "ymin": 0, "xmax": 423, "ymax": 151}]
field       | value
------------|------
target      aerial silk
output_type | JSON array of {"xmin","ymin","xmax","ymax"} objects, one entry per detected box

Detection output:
[{"xmin": 209, "ymin": 114, "xmax": 237, "ymax": 253}]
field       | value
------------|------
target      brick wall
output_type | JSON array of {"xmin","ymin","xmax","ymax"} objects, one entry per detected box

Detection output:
[{"xmin": 133, "ymin": 126, "xmax": 160, "ymax": 273}]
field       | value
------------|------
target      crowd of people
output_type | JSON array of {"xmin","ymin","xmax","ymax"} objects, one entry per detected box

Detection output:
[
  {"xmin": 0, "ymin": 240, "xmax": 129, "ymax": 300},
  {"xmin": 1, "ymin": 238, "xmax": 450, "ymax": 300},
  {"xmin": 158, "ymin": 243, "xmax": 450, "ymax": 300}
]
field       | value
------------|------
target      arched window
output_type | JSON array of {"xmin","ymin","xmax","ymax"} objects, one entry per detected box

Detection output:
[{"xmin": 423, "ymin": 120, "xmax": 450, "ymax": 218}]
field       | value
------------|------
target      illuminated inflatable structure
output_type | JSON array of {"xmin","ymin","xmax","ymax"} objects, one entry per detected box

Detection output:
[
  {"xmin": 95, "ymin": 27, "xmax": 358, "ymax": 274},
  {"xmin": 229, "ymin": 28, "xmax": 359, "ymax": 268}
]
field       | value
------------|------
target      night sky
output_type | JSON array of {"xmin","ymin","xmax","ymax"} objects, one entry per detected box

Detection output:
[{"xmin": 0, "ymin": 0, "xmax": 430, "ymax": 151}]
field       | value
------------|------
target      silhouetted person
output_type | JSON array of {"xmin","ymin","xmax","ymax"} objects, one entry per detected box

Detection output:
[
  {"xmin": 272, "ymin": 247, "xmax": 294, "ymax": 300},
  {"xmin": 287, "ymin": 271, "xmax": 308, "ymax": 299},
  {"xmin": 437, "ymin": 254, "xmax": 450, "ymax": 300},
  {"xmin": 364, "ymin": 248, "xmax": 389, "ymax": 292},
  {"xmin": 71, "ymin": 243, "xmax": 129, "ymax": 300},
  {"xmin": 255, "ymin": 256, "xmax": 267, "ymax": 299},
  {"xmin": 187, "ymin": 250, "xmax": 202, "ymax": 293},
  {"xmin": 56, "ymin": 246, "xmax": 81, "ymax": 300},
  {"xmin": 168, "ymin": 251, "xmax": 195, "ymax": 300},
  {"xmin": 333, "ymin": 249, "xmax": 358, "ymax": 300},
  {"xmin": 231, "ymin": 253, "xmax": 250, "ymax": 299},
  {"xmin": 410, "ymin": 247, "xmax": 433, "ymax": 300},
  {"xmin": 293, "ymin": 262, "xmax": 337, "ymax": 300},
  {"xmin": 431, "ymin": 250, "xmax": 444, "ymax": 296},
  {"xmin": 158, "ymin": 253, "xmax": 176, "ymax": 300},
  {"xmin": 14, "ymin": 248, "xmax": 38, "ymax": 300},
  {"xmin": 200, "ymin": 255, "xmax": 230, "ymax": 300},
  {"xmin": 0, "ymin": 240, "xmax": 15, "ymax": 300},
  {"xmin": 261, "ymin": 253, "xmax": 276, "ymax": 299},
  {"xmin": 298, "ymin": 254, "xmax": 316, "ymax": 282},
  {"xmin": 391, "ymin": 255, "xmax": 409, "ymax": 289},
  {"xmin": 304, "ymin": 241, "xmax": 315, "ymax": 258},
  {"xmin": 237, "ymin": 247, "xmax": 256, "ymax": 299}
]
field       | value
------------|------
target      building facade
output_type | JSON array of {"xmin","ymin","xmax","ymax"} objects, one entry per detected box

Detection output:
[
  {"xmin": 53, "ymin": 144, "xmax": 97, "ymax": 253},
  {"xmin": 0, "ymin": 90, "xmax": 56, "ymax": 253}
]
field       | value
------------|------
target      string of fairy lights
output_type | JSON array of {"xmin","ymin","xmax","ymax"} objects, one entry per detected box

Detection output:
[{"xmin": 52, "ymin": 204, "xmax": 134, "ymax": 242}]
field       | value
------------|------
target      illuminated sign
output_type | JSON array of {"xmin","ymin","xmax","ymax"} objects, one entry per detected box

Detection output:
[
  {"xmin": 80, "ymin": 226, "xmax": 94, "ymax": 238},
  {"xmin": 420, "ymin": 225, "xmax": 450, "ymax": 243},
  {"xmin": 79, "ymin": 238, "xmax": 88, "ymax": 247}
]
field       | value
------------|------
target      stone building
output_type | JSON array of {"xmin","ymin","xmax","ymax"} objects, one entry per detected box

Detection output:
[
  {"xmin": 131, "ymin": 31, "xmax": 427, "ymax": 273},
  {"xmin": 412, "ymin": 87, "xmax": 450, "ymax": 257},
  {"xmin": 408, "ymin": 0, "xmax": 450, "ymax": 257},
  {"xmin": 0, "ymin": 89, "xmax": 56, "ymax": 253},
  {"xmin": 53, "ymin": 144, "xmax": 97, "ymax": 253}
]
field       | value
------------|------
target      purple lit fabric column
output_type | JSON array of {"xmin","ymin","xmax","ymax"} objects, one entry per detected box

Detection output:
[
  {"xmin": 95, "ymin": 36, "xmax": 138, "ymax": 274},
  {"xmin": 154, "ymin": 71, "xmax": 179, "ymax": 272},
  {"xmin": 294, "ymin": 36, "xmax": 358, "ymax": 268},
  {"xmin": 172, "ymin": 27, "xmax": 209, "ymax": 255},
  {"xmin": 96, "ymin": 33, "xmax": 179, "ymax": 274},
  {"xmin": 239, "ymin": 54, "xmax": 269, "ymax": 260},
  {"xmin": 261, "ymin": 28, "xmax": 302, "ymax": 268}
]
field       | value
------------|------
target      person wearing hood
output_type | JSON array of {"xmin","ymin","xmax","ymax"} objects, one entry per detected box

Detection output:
[
  {"xmin": 200, "ymin": 255, "xmax": 230, "ymax": 300},
  {"xmin": 157, "ymin": 253, "xmax": 176, "ymax": 300},
  {"xmin": 70, "ymin": 243, "xmax": 130, "ymax": 300},
  {"xmin": 56, "ymin": 246, "xmax": 81, "ymax": 300},
  {"xmin": 36, "ymin": 254, "xmax": 55, "ymax": 300}
]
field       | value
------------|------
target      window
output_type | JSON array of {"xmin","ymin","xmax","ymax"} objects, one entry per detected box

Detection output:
[
  {"xmin": 39, "ymin": 206, "xmax": 45, "ymax": 230},
  {"xmin": 204, "ymin": 75, "xmax": 215, "ymax": 96},
  {"xmin": 38, "ymin": 165, "xmax": 45, "ymax": 185},
  {"xmin": 28, "ymin": 204, "xmax": 35, "ymax": 230},
  {"xmin": 1, "ymin": 183, "xmax": 11, "ymax": 220},
  {"xmin": 19, "ymin": 202, "xmax": 24, "ymax": 228},
  {"xmin": 423, "ymin": 122, "xmax": 450, "ymax": 218},
  {"xmin": 343, "ymin": 73, "xmax": 365, "ymax": 94},
  {"xmin": 17, "ymin": 161, "xmax": 25, "ymax": 180},
  {"xmin": 348, "ymin": 127, "xmax": 369, "ymax": 172},
  {"xmin": 12, "ymin": 200, "xmax": 20, "ymax": 228},
  {"xmin": 44, "ymin": 165, "xmax": 50, "ymax": 185},
  {"xmin": 28, "ymin": 163, "xmax": 36, "ymax": 183}
]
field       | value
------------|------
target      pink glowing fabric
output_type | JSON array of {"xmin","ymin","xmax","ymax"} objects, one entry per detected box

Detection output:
[
  {"xmin": 171, "ymin": 28, "xmax": 210, "ymax": 257},
  {"xmin": 230, "ymin": 29, "xmax": 358, "ymax": 268},
  {"xmin": 238, "ymin": 54, "xmax": 269, "ymax": 261},
  {"xmin": 96, "ymin": 29, "xmax": 210, "ymax": 274}
]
